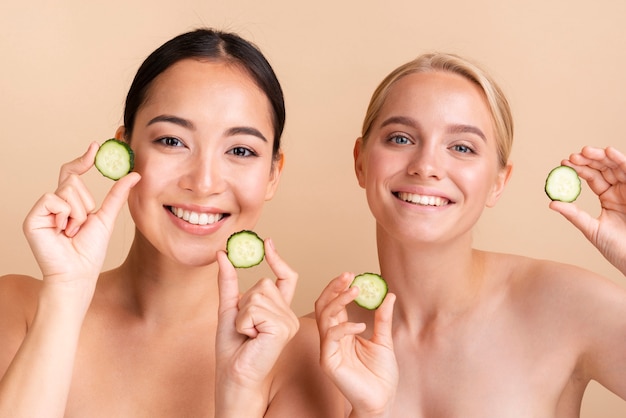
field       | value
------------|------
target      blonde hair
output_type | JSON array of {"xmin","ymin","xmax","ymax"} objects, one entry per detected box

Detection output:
[{"xmin": 361, "ymin": 53, "xmax": 513, "ymax": 167}]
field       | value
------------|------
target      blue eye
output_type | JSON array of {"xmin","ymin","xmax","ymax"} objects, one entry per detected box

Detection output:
[
  {"xmin": 453, "ymin": 144, "xmax": 474, "ymax": 154},
  {"xmin": 228, "ymin": 146, "xmax": 257, "ymax": 157},
  {"xmin": 389, "ymin": 135, "xmax": 411, "ymax": 145}
]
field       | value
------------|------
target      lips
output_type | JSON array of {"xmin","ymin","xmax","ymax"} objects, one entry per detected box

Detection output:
[
  {"xmin": 395, "ymin": 192, "xmax": 449, "ymax": 207},
  {"xmin": 168, "ymin": 206, "xmax": 225, "ymax": 225}
]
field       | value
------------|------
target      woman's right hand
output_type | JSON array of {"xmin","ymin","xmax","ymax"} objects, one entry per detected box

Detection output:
[
  {"xmin": 315, "ymin": 273, "xmax": 398, "ymax": 418},
  {"xmin": 23, "ymin": 142, "xmax": 140, "ymax": 295},
  {"xmin": 551, "ymin": 146, "xmax": 626, "ymax": 276}
]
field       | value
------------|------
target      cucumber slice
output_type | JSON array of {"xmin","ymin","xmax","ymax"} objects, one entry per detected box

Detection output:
[
  {"xmin": 545, "ymin": 165, "xmax": 581, "ymax": 202},
  {"xmin": 95, "ymin": 139, "xmax": 134, "ymax": 180},
  {"xmin": 226, "ymin": 230, "xmax": 265, "ymax": 268},
  {"xmin": 350, "ymin": 273, "xmax": 388, "ymax": 310}
]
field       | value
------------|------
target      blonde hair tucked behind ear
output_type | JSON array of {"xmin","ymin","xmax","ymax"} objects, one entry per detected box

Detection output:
[{"xmin": 361, "ymin": 53, "xmax": 514, "ymax": 167}]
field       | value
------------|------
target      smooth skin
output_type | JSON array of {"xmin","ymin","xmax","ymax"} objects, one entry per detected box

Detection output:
[
  {"xmin": 0, "ymin": 59, "xmax": 341, "ymax": 417},
  {"xmin": 315, "ymin": 71, "xmax": 626, "ymax": 417}
]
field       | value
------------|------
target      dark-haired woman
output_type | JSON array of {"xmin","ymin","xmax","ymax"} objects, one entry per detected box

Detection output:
[{"xmin": 0, "ymin": 29, "xmax": 342, "ymax": 417}]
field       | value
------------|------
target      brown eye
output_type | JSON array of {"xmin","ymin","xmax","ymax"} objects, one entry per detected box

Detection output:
[
  {"xmin": 228, "ymin": 146, "xmax": 257, "ymax": 157},
  {"xmin": 157, "ymin": 137, "xmax": 184, "ymax": 147}
]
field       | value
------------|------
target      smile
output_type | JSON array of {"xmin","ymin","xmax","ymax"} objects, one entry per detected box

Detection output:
[
  {"xmin": 395, "ymin": 192, "xmax": 449, "ymax": 207},
  {"xmin": 168, "ymin": 206, "xmax": 225, "ymax": 226}
]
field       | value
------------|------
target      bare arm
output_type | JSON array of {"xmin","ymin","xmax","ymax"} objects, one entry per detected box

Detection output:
[{"xmin": 0, "ymin": 144, "xmax": 140, "ymax": 417}]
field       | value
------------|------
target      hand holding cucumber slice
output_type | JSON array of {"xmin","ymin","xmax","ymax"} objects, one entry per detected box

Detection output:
[
  {"xmin": 95, "ymin": 138, "xmax": 135, "ymax": 180},
  {"xmin": 545, "ymin": 165, "xmax": 581, "ymax": 202},
  {"xmin": 350, "ymin": 273, "xmax": 388, "ymax": 310},
  {"xmin": 226, "ymin": 230, "xmax": 265, "ymax": 268}
]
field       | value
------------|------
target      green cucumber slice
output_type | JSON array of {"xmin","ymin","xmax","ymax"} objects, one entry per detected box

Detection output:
[
  {"xmin": 226, "ymin": 230, "xmax": 265, "ymax": 268},
  {"xmin": 94, "ymin": 138, "xmax": 134, "ymax": 180},
  {"xmin": 545, "ymin": 165, "xmax": 581, "ymax": 202},
  {"xmin": 350, "ymin": 273, "xmax": 388, "ymax": 310}
]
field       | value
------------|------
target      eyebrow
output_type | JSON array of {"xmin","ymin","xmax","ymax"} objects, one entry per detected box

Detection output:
[
  {"xmin": 448, "ymin": 124, "xmax": 487, "ymax": 142},
  {"xmin": 380, "ymin": 116, "xmax": 487, "ymax": 142},
  {"xmin": 147, "ymin": 115, "xmax": 268, "ymax": 142},
  {"xmin": 380, "ymin": 116, "xmax": 417, "ymax": 129},
  {"xmin": 227, "ymin": 126, "xmax": 268, "ymax": 143},
  {"xmin": 147, "ymin": 115, "xmax": 195, "ymax": 130}
]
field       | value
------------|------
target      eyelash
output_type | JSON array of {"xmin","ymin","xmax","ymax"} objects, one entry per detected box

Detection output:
[
  {"xmin": 155, "ymin": 137, "xmax": 258, "ymax": 158},
  {"xmin": 156, "ymin": 136, "xmax": 185, "ymax": 147},
  {"xmin": 451, "ymin": 144, "xmax": 476, "ymax": 154},
  {"xmin": 228, "ymin": 146, "xmax": 258, "ymax": 158},
  {"xmin": 387, "ymin": 134, "xmax": 413, "ymax": 145}
]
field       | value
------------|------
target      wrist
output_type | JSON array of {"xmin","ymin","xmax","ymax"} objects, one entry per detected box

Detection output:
[
  {"xmin": 215, "ymin": 383, "xmax": 267, "ymax": 418},
  {"xmin": 39, "ymin": 280, "xmax": 95, "ymax": 320}
]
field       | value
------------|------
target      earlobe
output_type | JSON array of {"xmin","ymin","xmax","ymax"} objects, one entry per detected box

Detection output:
[
  {"xmin": 486, "ymin": 163, "xmax": 513, "ymax": 208},
  {"xmin": 354, "ymin": 138, "xmax": 366, "ymax": 188}
]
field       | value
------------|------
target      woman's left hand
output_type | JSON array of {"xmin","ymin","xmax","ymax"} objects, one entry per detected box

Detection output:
[{"xmin": 214, "ymin": 238, "xmax": 299, "ymax": 416}]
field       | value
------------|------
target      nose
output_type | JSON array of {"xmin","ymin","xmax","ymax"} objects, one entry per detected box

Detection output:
[
  {"xmin": 179, "ymin": 153, "xmax": 226, "ymax": 195},
  {"xmin": 407, "ymin": 144, "xmax": 442, "ymax": 179}
]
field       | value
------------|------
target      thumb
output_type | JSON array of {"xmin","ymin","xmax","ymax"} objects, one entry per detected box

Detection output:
[
  {"xmin": 217, "ymin": 250, "xmax": 241, "ymax": 316},
  {"xmin": 549, "ymin": 201, "xmax": 596, "ymax": 242},
  {"xmin": 96, "ymin": 172, "xmax": 141, "ymax": 233},
  {"xmin": 371, "ymin": 293, "xmax": 396, "ymax": 349}
]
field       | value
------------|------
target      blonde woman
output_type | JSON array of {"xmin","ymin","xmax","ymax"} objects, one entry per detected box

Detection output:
[{"xmin": 315, "ymin": 53, "xmax": 626, "ymax": 417}]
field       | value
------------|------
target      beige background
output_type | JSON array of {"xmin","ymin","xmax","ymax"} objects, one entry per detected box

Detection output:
[{"xmin": 1, "ymin": 0, "xmax": 625, "ymax": 414}]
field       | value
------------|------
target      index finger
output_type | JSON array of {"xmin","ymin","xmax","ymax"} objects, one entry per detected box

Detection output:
[
  {"xmin": 263, "ymin": 238, "xmax": 298, "ymax": 305},
  {"xmin": 58, "ymin": 142, "xmax": 100, "ymax": 184}
]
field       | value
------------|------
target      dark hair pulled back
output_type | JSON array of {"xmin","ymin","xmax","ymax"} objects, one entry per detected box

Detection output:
[{"xmin": 123, "ymin": 28, "xmax": 285, "ymax": 159}]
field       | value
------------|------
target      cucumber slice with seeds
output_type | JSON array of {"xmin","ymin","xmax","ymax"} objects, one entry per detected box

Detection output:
[
  {"xmin": 95, "ymin": 138, "xmax": 134, "ymax": 180},
  {"xmin": 350, "ymin": 273, "xmax": 388, "ymax": 310},
  {"xmin": 545, "ymin": 165, "xmax": 581, "ymax": 202},
  {"xmin": 226, "ymin": 230, "xmax": 265, "ymax": 268}
]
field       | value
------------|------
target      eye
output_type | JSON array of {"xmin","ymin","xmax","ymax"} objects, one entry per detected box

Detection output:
[
  {"xmin": 156, "ymin": 136, "xmax": 185, "ymax": 147},
  {"xmin": 452, "ymin": 144, "xmax": 475, "ymax": 154},
  {"xmin": 388, "ymin": 134, "xmax": 412, "ymax": 145},
  {"xmin": 228, "ymin": 146, "xmax": 257, "ymax": 157}
]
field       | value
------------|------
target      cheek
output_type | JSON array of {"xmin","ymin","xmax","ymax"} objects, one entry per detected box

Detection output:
[{"xmin": 234, "ymin": 167, "xmax": 274, "ymax": 206}]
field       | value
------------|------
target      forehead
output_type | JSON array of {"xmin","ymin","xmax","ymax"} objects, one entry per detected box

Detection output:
[
  {"xmin": 139, "ymin": 59, "xmax": 273, "ymax": 133},
  {"xmin": 382, "ymin": 71, "xmax": 491, "ymax": 120}
]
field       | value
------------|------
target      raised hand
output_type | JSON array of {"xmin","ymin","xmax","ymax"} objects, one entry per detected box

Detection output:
[
  {"xmin": 23, "ymin": 142, "xmax": 140, "ymax": 293},
  {"xmin": 315, "ymin": 273, "xmax": 397, "ymax": 418},
  {"xmin": 215, "ymin": 238, "xmax": 299, "ymax": 416},
  {"xmin": 550, "ymin": 146, "xmax": 626, "ymax": 275}
]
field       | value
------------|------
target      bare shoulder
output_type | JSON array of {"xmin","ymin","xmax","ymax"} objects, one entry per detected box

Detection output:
[
  {"xmin": 0, "ymin": 274, "xmax": 42, "ymax": 375},
  {"xmin": 492, "ymin": 251, "xmax": 624, "ymax": 295},
  {"xmin": 267, "ymin": 316, "xmax": 343, "ymax": 417},
  {"xmin": 486, "ymin": 251, "xmax": 626, "ymax": 323},
  {"xmin": 0, "ymin": 274, "xmax": 42, "ymax": 320}
]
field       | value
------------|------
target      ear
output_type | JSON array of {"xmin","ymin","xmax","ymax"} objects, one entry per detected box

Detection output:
[
  {"xmin": 486, "ymin": 162, "xmax": 513, "ymax": 208},
  {"xmin": 354, "ymin": 137, "xmax": 366, "ymax": 189},
  {"xmin": 115, "ymin": 126, "xmax": 127, "ymax": 142},
  {"xmin": 265, "ymin": 151, "xmax": 285, "ymax": 201}
]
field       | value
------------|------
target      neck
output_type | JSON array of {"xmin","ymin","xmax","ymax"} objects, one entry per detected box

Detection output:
[
  {"xmin": 108, "ymin": 233, "xmax": 221, "ymax": 326},
  {"xmin": 376, "ymin": 226, "xmax": 486, "ymax": 326}
]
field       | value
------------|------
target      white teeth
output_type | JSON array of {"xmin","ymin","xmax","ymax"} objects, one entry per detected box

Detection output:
[
  {"xmin": 397, "ymin": 192, "xmax": 449, "ymax": 207},
  {"xmin": 170, "ymin": 207, "xmax": 223, "ymax": 225}
]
